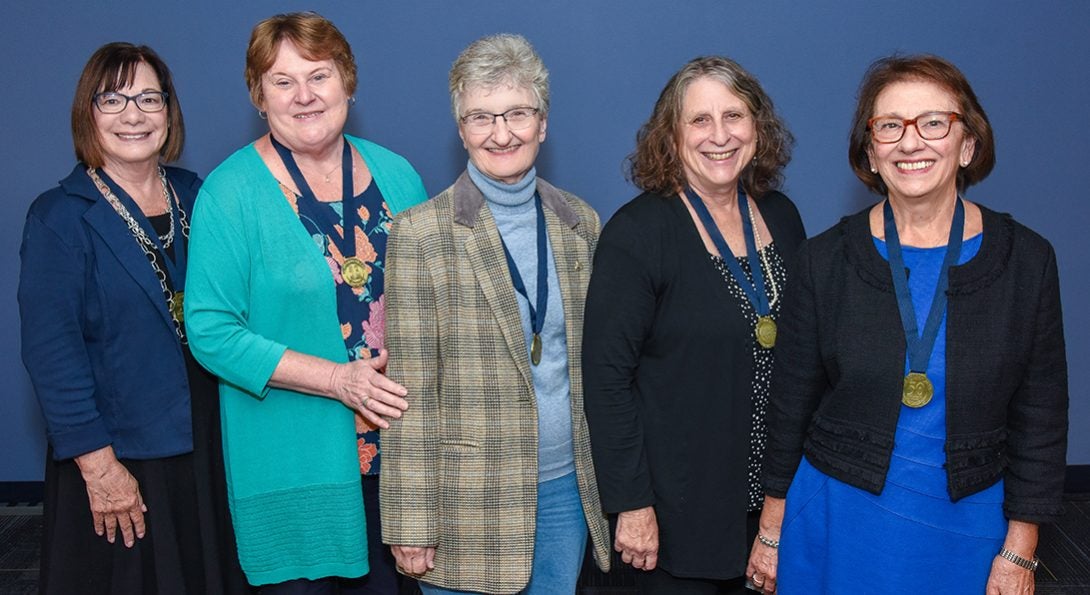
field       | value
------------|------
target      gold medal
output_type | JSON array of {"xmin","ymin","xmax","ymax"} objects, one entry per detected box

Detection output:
[
  {"xmin": 902, "ymin": 372, "xmax": 933, "ymax": 408},
  {"xmin": 530, "ymin": 333, "xmax": 542, "ymax": 366},
  {"xmin": 342, "ymin": 257, "xmax": 369, "ymax": 288},
  {"xmin": 170, "ymin": 291, "xmax": 185, "ymax": 325},
  {"xmin": 755, "ymin": 316, "xmax": 777, "ymax": 349}
]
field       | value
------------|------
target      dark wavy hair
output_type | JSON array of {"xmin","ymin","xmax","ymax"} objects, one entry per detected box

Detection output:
[
  {"xmin": 848, "ymin": 54, "xmax": 995, "ymax": 195},
  {"xmin": 627, "ymin": 56, "xmax": 793, "ymax": 198},
  {"xmin": 72, "ymin": 42, "xmax": 185, "ymax": 168}
]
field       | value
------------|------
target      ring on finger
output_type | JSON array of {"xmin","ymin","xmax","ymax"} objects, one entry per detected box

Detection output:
[{"xmin": 361, "ymin": 396, "xmax": 371, "ymax": 409}]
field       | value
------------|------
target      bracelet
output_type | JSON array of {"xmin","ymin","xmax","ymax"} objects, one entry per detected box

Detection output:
[
  {"xmin": 998, "ymin": 548, "xmax": 1039, "ymax": 572},
  {"xmin": 757, "ymin": 533, "xmax": 779, "ymax": 549}
]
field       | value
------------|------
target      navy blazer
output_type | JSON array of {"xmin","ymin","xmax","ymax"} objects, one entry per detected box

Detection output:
[{"xmin": 20, "ymin": 164, "xmax": 202, "ymax": 460}]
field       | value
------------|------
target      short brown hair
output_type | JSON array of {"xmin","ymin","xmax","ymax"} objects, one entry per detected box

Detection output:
[
  {"xmin": 848, "ymin": 54, "xmax": 995, "ymax": 195},
  {"xmin": 245, "ymin": 12, "xmax": 358, "ymax": 108},
  {"xmin": 71, "ymin": 42, "xmax": 185, "ymax": 168},
  {"xmin": 628, "ymin": 56, "xmax": 793, "ymax": 198}
]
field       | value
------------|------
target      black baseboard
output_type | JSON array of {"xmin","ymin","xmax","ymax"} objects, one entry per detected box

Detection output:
[
  {"xmin": 0, "ymin": 481, "xmax": 44, "ymax": 505},
  {"xmin": 1067, "ymin": 465, "xmax": 1090, "ymax": 494},
  {"xmin": 3, "ymin": 465, "xmax": 1089, "ymax": 504}
]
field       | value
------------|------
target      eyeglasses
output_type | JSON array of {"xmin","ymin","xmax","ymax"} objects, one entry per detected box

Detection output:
[
  {"xmin": 93, "ymin": 91, "xmax": 169, "ymax": 114},
  {"xmin": 460, "ymin": 107, "xmax": 540, "ymax": 131},
  {"xmin": 868, "ymin": 111, "xmax": 961, "ymax": 144}
]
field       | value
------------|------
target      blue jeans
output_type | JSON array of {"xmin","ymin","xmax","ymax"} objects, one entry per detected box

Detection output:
[{"xmin": 420, "ymin": 472, "xmax": 588, "ymax": 595}]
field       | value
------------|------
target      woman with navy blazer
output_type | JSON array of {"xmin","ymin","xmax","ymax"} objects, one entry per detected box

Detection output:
[{"xmin": 18, "ymin": 43, "xmax": 247, "ymax": 594}]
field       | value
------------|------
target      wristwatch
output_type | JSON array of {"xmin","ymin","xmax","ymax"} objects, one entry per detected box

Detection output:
[{"xmin": 998, "ymin": 548, "xmax": 1039, "ymax": 572}]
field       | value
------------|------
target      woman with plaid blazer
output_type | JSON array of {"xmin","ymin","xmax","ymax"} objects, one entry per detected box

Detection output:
[{"xmin": 380, "ymin": 35, "xmax": 610, "ymax": 594}]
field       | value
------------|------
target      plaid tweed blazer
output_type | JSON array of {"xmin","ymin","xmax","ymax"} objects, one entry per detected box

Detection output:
[{"xmin": 381, "ymin": 172, "xmax": 611, "ymax": 593}]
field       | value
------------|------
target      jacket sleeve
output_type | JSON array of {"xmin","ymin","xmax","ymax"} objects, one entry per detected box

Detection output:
[
  {"xmin": 582, "ymin": 209, "xmax": 659, "ymax": 513},
  {"xmin": 762, "ymin": 240, "xmax": 829, "ymax": 498},
  {"xmin": 1003, "ymin": 244, "xmax": 1068, "ymax": 522},
  {"xmin": 381, "ymin": 208, "xmax": 440, "ymax": 546},
  {"xmin": 19, "ymin": 208, "xmax": 112, "ymax": 459},
  {"xmin": 184, "ymin": 184, "xmax": 287, "ymax": 398}
]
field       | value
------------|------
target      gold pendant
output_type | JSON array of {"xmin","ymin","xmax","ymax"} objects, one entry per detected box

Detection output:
[
  {"xmin": 902, "ymin": 372, "xmax": 934, "ymax": 408},
  {"xmin": 530, "ymin": 333, "xmax": 542, "ymax": 366},
  {"xmin": 342, "ymin": 257, "xmax": 369, "ymax": 288},
  {"xmin": 170, "ymin": 291, "xmax": 185, "ymax": 325},
  {"xmin": 755, "ymin": 316, "xmax": 777, "ymax": 349}
]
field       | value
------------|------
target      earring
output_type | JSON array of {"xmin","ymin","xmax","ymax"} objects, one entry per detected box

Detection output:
[
  {"xmin": 960, "ymin": 160, "xmax": 970, "ymax": 167},
  {"xmin": 258, "ymin": 110, "xmax": 268, "ymax": 120},
  {"xmin": 348, "ymin": 96, "xmax": 357, "ymax": 107},
  {"xmin": 870, "ymin": 166, "xmax": 878, "ymax": 174}
]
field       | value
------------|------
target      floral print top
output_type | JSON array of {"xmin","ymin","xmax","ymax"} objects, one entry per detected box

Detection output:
[{"xmin": 283, "ymin": 181, "xmax": 392, "ymax": 476}]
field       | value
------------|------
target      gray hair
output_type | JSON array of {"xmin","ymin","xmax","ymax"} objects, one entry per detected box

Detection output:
[{"xmin": 449, "ymin": 33, "xmax": 550, "ymax": 121}]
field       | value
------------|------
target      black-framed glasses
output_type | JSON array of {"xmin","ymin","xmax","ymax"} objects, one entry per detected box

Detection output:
[
  {"xmin": 93, "ymin": 91, "xmax": 169, "ymax": 114},
  {"xmin": 868, "ymin": 111, "xmax": 961, "ymax": 144},
  {"xmin": 460, "ymin": 107, "xmax": 540, "ymax": 131}
]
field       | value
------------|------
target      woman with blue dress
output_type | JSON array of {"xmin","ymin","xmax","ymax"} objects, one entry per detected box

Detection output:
[{"xmin": 748, "ymin": 55, "xmax": 1068, "ymax": 594}]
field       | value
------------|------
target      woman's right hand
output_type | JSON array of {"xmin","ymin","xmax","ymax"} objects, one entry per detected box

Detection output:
[
  {"xmin": 327, "ymin": 349, "xmax": 409, "ymax": 429},
  {"xmin": 391, "ymin": 545, "xmax": 435, "ymax": 576},
  {"xmin": 74, "ymin": 445, "xmax": 147, "ymax": 548},
  {"xmin": 616, "ymin": 506, "xmax": 659, "ymax": 570},
  {"xmin": 746, "ymin": 496, "xmax": 785, "ymax": 594}
]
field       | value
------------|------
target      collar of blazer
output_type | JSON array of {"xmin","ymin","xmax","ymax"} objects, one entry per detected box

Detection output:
[{"xmin": 452, "ymin": 170, "xmax": 581, "ymax": 229}]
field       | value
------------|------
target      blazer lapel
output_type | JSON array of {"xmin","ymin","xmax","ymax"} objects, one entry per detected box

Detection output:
[
  {"xmin": 455, "ymin": 175, "xmax": 535, "ymax": 394},
  {"xmin": 536, "ymin": 180, "xmax": 590, "ymax": 378},
  {"xmin": 81, "ymin": 184, "xmax": 177, "ymax": 332}
]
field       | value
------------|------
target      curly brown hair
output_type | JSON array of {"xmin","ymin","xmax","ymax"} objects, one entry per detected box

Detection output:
[
  {"xmin": 628, "ymin": 56, "xmax": 793, "ymax": 198},
  {"xmin": 848, "ymin": 54, "xmax": 995, "ymax": 196}
]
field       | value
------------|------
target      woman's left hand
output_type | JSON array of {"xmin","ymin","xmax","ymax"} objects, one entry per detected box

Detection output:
[{"xmin": 985, "ymin": 556, "xmax": 1035, "ymax": 594}]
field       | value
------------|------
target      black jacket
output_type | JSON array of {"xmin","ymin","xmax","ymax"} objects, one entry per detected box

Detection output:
[
  {"xmin": 584, "ymin": 190, "xmax": 806, "ymax": 579},
  {"xmin": 762, "ymin": 204, "xmax": 1068, "ymax": 523}
]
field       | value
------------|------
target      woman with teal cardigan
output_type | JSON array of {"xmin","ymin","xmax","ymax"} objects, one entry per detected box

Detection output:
[{"xmin": 185, "ymin": 13, "xmax": 427, "ymax": 593}]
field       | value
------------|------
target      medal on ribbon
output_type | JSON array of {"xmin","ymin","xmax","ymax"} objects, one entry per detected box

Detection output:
[
  {"xmin": 883, "ymin": 198, "xmax": 965, "ymax": 409},
  {"xmin": 498, "ymin": 194, "xmax": 549, "ymax": 367},
  {"xmin": 271, "ymin": 135, "xmax": 366, "ymax": 289},
  {"xmin": 684, "ymin": 186, "xmax": 777, "ymax": 348}
]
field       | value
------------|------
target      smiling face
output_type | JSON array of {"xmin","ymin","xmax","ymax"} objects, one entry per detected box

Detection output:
[
  {"xmin": 259, "ymin": 39, "xmax": 349, "ymax": 155},
  {"xmin": 867, "ymin": 79, "xmax": 976, "ymax": 204},
  {"xmin": 458, "ymin": 84, "xmax": 546, "ymax": 185},
  {"xmin": 676, "ymin": 77, "xmax": 758, "ymax": 199},
  {"xmin": 93, "ymin": 61, "xmax": 168, "ymax": 171}
]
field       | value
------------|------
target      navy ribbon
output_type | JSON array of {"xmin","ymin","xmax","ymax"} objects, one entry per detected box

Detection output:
[
  {"xmin": 684, "ymin": 186, "xmax": 770, "ymax": 316},
  {"xmin": 498, "ymin": 194, "xmax": 548, "ymax": 341},
  {"xmin": 98, "ymin": 169, "xmax": 187, "ymax": 289},
  {"xmin": 270, "ymin": 134, "xmax": 357, "ymax": 258},
  {"xmin": 883, "ymin": 197, "xmax": 965, "ymax": 376}
]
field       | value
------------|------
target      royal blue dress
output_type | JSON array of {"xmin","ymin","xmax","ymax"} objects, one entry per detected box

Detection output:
[{"xmin": 778, "ymin": 234, "xmax": 1007, "ymax": 594}]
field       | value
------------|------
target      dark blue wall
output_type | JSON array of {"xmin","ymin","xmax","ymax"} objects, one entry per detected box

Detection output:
[{"xmin": 3, "ymin": 1, "xmax": 1087, "ymax": 480}]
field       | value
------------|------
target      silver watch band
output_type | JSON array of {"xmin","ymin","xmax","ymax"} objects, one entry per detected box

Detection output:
[{"xmin": 998, "ymin": 548, "xmax": 1039, "ymax": 572}]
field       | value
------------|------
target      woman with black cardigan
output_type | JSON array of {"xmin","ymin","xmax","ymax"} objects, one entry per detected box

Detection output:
[{"xmin": 583, "ymin": 56, "xmax": 805, "ymax": 594}]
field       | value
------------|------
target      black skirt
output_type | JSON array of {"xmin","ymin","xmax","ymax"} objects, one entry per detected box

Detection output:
[{"xmin": 39, "ymin": 347, "xmax": 251, "ymax": 595}]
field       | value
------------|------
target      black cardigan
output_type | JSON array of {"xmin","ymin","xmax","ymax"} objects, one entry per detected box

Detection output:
[
  {"xmin": 583, "ymin": 190, "xmax": 806, "ymax": 579},
  {"xmin": 762, "ymin": 204, "xmax": 1068, "ymax": 523}
]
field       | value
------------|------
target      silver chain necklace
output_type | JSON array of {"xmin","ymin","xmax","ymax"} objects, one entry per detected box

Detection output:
[{"xmin": 86, "ymin": 166, "xmax": 190, "ymax": 341}]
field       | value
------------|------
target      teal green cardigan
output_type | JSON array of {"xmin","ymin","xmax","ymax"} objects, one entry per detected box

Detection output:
[{"xmin": 185, "ymin": 135, "xmax": 427, "ymax": 586}]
